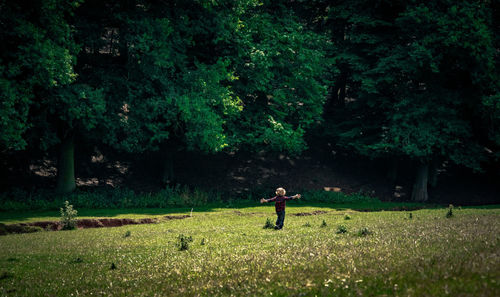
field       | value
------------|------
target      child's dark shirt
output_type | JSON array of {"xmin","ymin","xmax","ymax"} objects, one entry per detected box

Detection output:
[{"xmin": 267, "ymin": 195, "xmax": 294, "ymax": 212}]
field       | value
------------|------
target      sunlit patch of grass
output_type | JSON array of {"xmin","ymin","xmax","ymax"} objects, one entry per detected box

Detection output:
[{"xmin": 0, "ymin": 207, "xmax": 498, "ymax": 296}]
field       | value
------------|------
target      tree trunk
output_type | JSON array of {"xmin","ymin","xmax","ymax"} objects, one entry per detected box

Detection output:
[
  {"xmin": 428, "ymin": 160, "xmax": 439, "ymax": 188},
  {"xmin": 411, "ymin": 163, "xmax": 429, "ymax": 202},
  {"xmin": 56, "ymin": 135, "xmax": 76, "ymax": 194}
]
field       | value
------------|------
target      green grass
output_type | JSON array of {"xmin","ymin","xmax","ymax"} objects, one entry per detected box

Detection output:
[{"xmin": 0, "ymin": 206, "xmax": 499, "ymax": 296}]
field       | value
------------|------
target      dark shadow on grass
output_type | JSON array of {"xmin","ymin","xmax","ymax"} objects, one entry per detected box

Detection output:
[{"xmin": 0, "ymin": 200, "xmax": 458, "ymax": 223}]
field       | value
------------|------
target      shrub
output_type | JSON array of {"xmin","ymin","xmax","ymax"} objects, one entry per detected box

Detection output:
[
  {"xmin": 60, "ymin": 201, "xmax": 78, "ymax": 230},
  {"xmin": 344, "ymin": 214, "xmax": 351, "ymax": 220},
  {"xmin": 263, "ymin": 218, "xmax": 275, "ymax": 229},
  {"xmin": 178, "ymin": 234, "xmax": 193, "ymax": 251},
  {"xmin": 409, "ymin": 212, "xmax": 413, "ymax": 219},
  {"xmin": 336, "ymin": 225, "xmax": 348, "ymax": 234},
  {"xmin": 124, "ymin": 231, "xmax": 131, "ymax": 238},
  {"xmin": 320, "ymin": 220, "xmax": 327, "ymax": 227}
]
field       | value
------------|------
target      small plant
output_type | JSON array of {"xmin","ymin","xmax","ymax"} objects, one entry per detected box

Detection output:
[
  {"xmin": 409, "ymin": 212, "xmax": 413, "ymax": 219},
  {"xmin": 71, "ymin": 257, "xmax": 83, "ymax": 264},
  {"xmin": 201, "ymin": 238, "xmax": 206, "ymax": 245},
  {"xmin": 320, "ymin": 220, "xmax": 327, "ymax": 227},
  {"xmin": 263, "ymin": 218, "xmax": 275, "ymax": 229},
  {"xmin": 336, "ymin": 225, "xmax": 348, "ymax": 234},
  {"xmin": 344, "ymin": 214, "xmax": 351, "ymax": 220},
  {"xmin": 303, "ymin": 222, "xmax": 311, "ymax": 227},
  {"xmin": 60, "ymin": 201, "xmax": 78, "ymax": 230},
  {"xmin": 110, "ymin": 262, "xmax": 117, "ymax": 270},
  {"xmin": 446, "ymin": 204, "xmax": 454, "ymax": 218},
  {"xmin": 178, "ymin": 234, "xmax": 193, "ymax": 251},
  {"xmin": 357, "ymin": 227, "xmax": 372, "ymax": 237},
  {"xmin": 124, "ymin": 230, "xmax": 131, "ymax": 237}
]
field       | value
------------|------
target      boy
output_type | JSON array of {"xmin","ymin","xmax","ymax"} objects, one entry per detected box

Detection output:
[{"xmin": 260, "ymin": 187, "xmax": 301, "ymax": 230}]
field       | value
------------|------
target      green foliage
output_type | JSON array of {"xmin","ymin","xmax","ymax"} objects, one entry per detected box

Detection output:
[
  {"xmin": 344, "ymin": 214, "xmax": 351, "ymax": 220},
  {"xmin": 60, "ymin": 201, "xmax": 78, "ymax": 230},
  {"xmin": 177, "ymin": 234, "xmax": 193, "ymax": 251},
  {"xmin": 336, "ymin": 224, "xmax": 348, "ymax": 234},
  {"xmin": 303, "ymin": 222, "xmax": 311, "ymax": 227},
  {"xmin": 0, "ymin": 0, "xmax": 81, "ymax": 151},
  {"xmin": 323, "ymin": 0, "xmax": 499, "ymax": 171},
  {"xmin": 263, "ymin": 218, "xmax": 275, "ymax": 229},
  {"xmin": 320, "ymin": 220, "xmax": 327, "ymax": 227},
  {"xmin": 123, "ymin": 231, "xmax": 131, "ymax": 238}
]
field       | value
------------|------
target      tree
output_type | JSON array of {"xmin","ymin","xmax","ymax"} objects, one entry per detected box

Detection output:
[
  {"xmin": 323, "ymin": 0, "xmax": 498, "ymax": 201},
  {"xmin": 0, "ymin": 0, "xmax": 106, "ymax": 193}
]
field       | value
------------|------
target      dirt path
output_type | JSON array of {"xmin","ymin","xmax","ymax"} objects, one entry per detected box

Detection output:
[{"xmin": 0, "ymin": 215, "xmax": 190, "ymax": 235}]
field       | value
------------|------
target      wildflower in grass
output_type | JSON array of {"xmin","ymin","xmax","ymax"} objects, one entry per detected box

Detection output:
[
  {"xmin": 446, "ymin": 204, "xmax": 454, "ymax": 218},
  {"xmin": 260, "ymin": 187, "xmax": 301, "ymax": 230},
  {"xmin": 321, "ymin": 220, "xmax": 327, "ymax": 227},
  {"xmin": 336, "ymin": 225, "xmax": 348, "ymax": 234}
]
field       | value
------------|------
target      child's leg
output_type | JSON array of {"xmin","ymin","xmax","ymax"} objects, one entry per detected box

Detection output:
[{"xmin": 276, "ymin": 210, "xmax": 285, "ymax": 229}]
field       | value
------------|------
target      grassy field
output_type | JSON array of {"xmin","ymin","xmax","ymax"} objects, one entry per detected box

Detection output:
[{"xmin": 0, "ymin": 205, "xmax": 499, "ymax": 296}]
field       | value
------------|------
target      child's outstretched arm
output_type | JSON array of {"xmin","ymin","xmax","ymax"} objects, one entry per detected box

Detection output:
[
  {"xmin": 261, "ymin": 197, "xmax": 277, "ymax": 203},
  {"xmin": 285, "ymin": 194, "xmax": 301, "ymax": 200}
]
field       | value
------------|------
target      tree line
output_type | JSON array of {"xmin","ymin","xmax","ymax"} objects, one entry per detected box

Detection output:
[{"xmin": 1, "ymin": 0, "xmax": 498, "ymax": 201}]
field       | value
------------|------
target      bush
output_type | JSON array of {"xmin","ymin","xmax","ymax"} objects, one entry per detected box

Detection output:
[
  {"xmin": 124, "ymin": 231, "xmax": 131, "ymax": 238},
  {"xmin": 336, "ymin": 225, "xmax": 348, "ymax": 234},
  {"xmin": 178, "ymin": 234, "xmax": 193, "ymax": 251},
  {"xmin": 60, "ymin": 201, "xmax": 78, "ymax": 230},
  {"xmin": 344, "ymin": 214, "xmax": 351, "ymax": 220},
  {"xmin": 320, "ymin": 220, "xmax": 327, "ymax": 227},
  {"xmin": 263, "ymin": 218, "xmax": 275, "ymax": 229}
]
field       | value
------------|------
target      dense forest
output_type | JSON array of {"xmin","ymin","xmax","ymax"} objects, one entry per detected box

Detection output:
[{"xmin": 1, "ymin": 0, "xmax": 499, "ymax": 205}]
